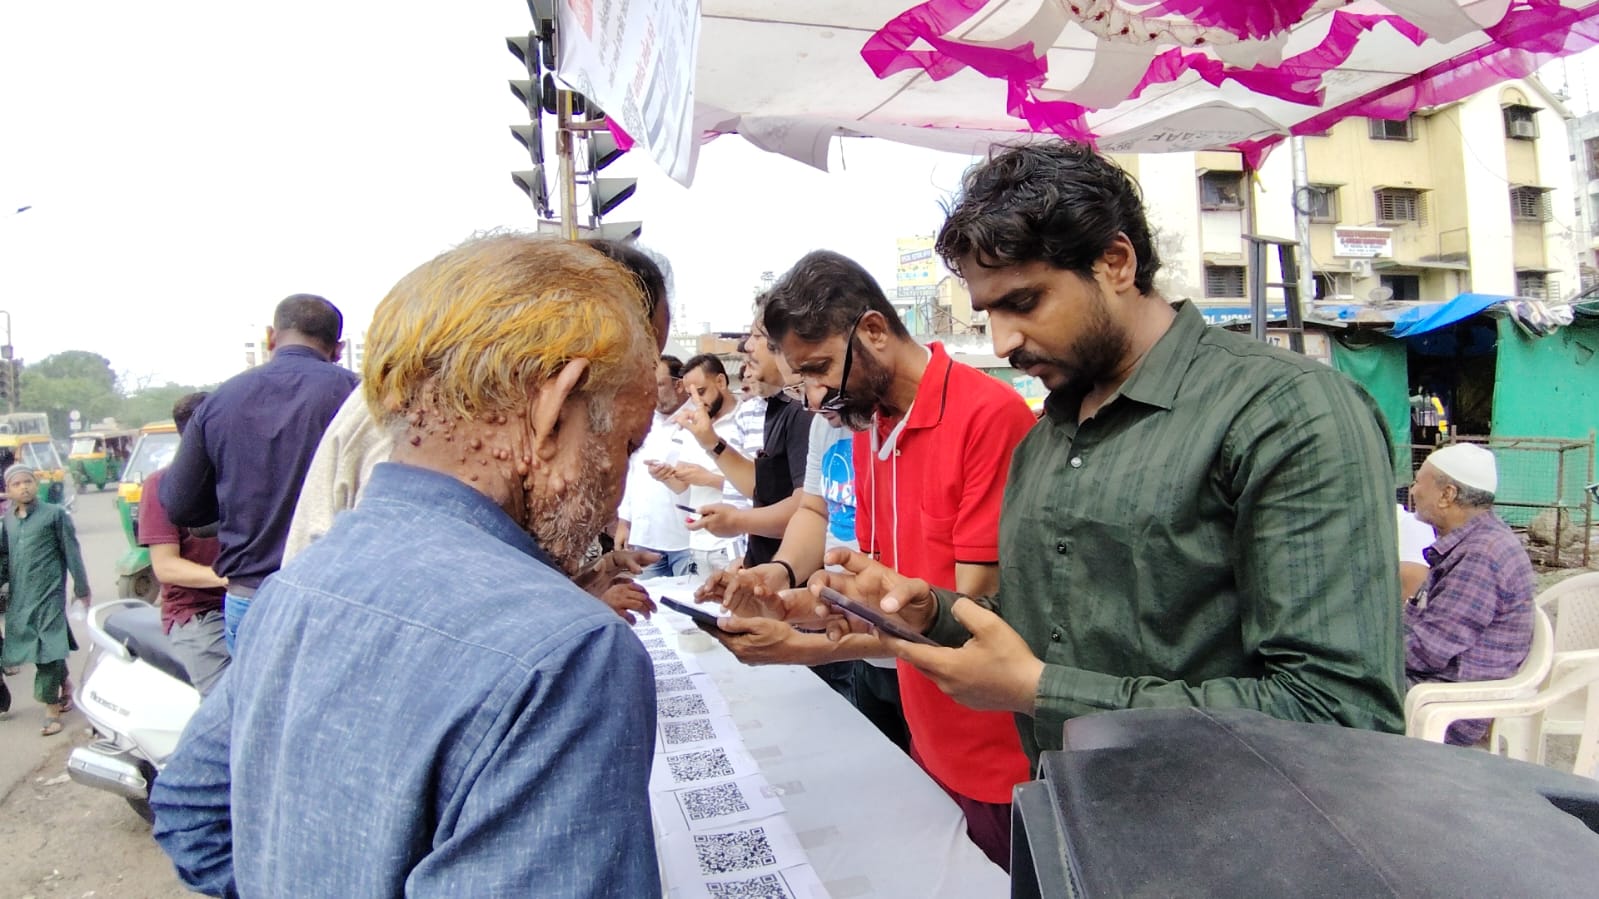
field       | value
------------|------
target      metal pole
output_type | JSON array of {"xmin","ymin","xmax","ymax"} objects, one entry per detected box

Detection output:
[
  {"xmin": 1291, "ymin": 137, "xmax": 1316, "ymax": 313},
  {"xmin": 1587, "ymin": 430, "xmax": 1595, "ymax": 567},
  {"xmin": 1556, "ymin": 443, "xmax": 1568, "ymax": 567},
  {"xmin": 0, "ymin": 309, "xmax": 12, "ymax": 413},
  {"xmin": 556, "ymin": 89, "xmax": 578, "ymax": 240}
]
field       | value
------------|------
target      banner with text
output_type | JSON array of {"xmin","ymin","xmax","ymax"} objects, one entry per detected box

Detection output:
[{"xmin": 557, "ymin": 0, "xmax": 702, "ymax": 186}]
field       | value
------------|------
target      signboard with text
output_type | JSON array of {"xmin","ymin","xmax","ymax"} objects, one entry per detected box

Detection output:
[
  {"xmin": 896, "ymin": 235, "xmax": 937, "ymax": 301},
  {"xmin": 1334, "ymin": 227, "xmax": 1392, "ymax": 258}
]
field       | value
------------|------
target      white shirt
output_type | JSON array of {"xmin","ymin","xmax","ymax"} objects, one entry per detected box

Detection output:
[
  {"xmin": 1397, "ymin": 505, "xmax": 1436, "ymax": 566},
  {"xmin": 675, "ymin": 406, "xmax": 749, "ymax": 553},
  {"xmin": 616, "ymin": 408, "xmax": 692, "ymax": 553}
]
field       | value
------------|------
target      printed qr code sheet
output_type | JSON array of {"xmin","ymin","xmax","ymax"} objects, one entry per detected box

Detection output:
[
  {"xmin": 656, "ymin": 715, "xmax": 741, "ymax": 753},
  {"xmin": 657, "ymin": 819, "xmax": 816, "ymax": 898},
  {"xmin": 650, "ymin": 743, "xmax": 760, "ymax": 791},
  {"xmin": 656, "ymin": 687, "xmax": 729, "ymax": 720},
  {"xmin": 666, "ymin": 774, "xmax": 788, "ymax": 831},
  {"xmin": 656, "ymin": 675, "xmax": 698, "ymax": 695},
  {"xmin": 692, "ymin": 865, "xmax": 829, "ymax": 899},
  {"xmin": 651, "ymin": 651, "xmax": 706, "ymax": 679}
]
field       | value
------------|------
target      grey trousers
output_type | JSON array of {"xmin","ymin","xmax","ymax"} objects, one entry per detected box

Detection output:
[{"xmin": 169, "ymin": 610, "xmax": 231, "ymax": 696}]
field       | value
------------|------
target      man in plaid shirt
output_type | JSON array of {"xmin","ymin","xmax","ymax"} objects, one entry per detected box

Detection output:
[{"xmin": 1404, "ymin": 444, "xmax": 1535, "ymax": 745}]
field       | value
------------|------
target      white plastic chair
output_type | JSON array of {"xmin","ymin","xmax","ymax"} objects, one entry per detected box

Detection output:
[
  {"xmin": 1408, "ymin": 656, "xmax": 1599, "ymax": 779},
  {"xmin": 1404, "ymin": 607, "xmax": 1553, "ymax": 761},
  {"xmin": 1532, "ymin": 572, "xmax": 1599, "ymax": 763}
]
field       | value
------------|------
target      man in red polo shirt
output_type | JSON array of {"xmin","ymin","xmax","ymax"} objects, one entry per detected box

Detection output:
[{"xmin": 740, "ymin": 249, "xmax": 1037, "ymax": 869}]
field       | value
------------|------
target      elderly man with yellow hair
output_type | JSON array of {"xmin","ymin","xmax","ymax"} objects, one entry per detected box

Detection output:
[{"xmin": 150, "ymin": 235, "xmax": 662, "ymax": 898}]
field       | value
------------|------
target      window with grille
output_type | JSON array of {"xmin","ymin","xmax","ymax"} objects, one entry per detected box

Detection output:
[
  {"xmin": 1205, "ymin": 265, "xmax": 1245, "ymax": 298},
  {"xmin": 1380, "ymin": 274, "xmax": 1421, "ymax": 301},
  {"xmin": 1503, "ymin": 105, "xmax": 1538, "ymax": 140},
  {"xmin": 1510, "ymin": 187, "xmax": 1551, "ymax": 222},
  {"xmin": 1199, "ymin": 172, "xmax": 1244, "ymax": 210},
  {"xmin": 1307, "ymin": 185, "xmax": 1339, "ymax": 223},
  {"xmin": 1516, "ymin": 271, "xmax": 1549, "ymax": 299},
  {"xmin": 1367, "ymin": 117, "xmax": 1414, "ymax": 141},
  {"xmin": 1375, "ymin": 188, "xmax": 1421, "ymax": 224}
]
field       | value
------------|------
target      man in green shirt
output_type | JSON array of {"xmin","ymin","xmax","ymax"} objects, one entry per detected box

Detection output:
[
  {"xmin": 1, "ymin": 464, "xmax": 91, "ymax": 736},
  {"xmin": 813, "ymin": 142, "xmax": 1405, "ymax": 762}
]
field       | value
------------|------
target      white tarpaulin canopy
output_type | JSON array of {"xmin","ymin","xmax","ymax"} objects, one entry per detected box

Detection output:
[{"xmin": 579, "ymin": 0, "xmax": 1599, "ymax": 184}]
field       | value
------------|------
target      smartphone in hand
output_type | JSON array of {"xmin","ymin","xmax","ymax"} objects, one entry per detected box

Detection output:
[
  {"xmin": 661, "ymin": 596, "xmax": 730, "ymax": 635},
  {"xmin": 816, "ymin": 586, "xmax": 938, "ymax": 646}
]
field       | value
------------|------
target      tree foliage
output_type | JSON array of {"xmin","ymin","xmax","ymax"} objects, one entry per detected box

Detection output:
[{"xmin": 16, "ymin": 351, "xmax": 214, "ymax": 437}]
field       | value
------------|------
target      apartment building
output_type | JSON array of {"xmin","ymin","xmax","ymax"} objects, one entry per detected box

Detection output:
[{"xmin": 1118, "ymin": 77, "xmax": 1579, "ymax": 319}]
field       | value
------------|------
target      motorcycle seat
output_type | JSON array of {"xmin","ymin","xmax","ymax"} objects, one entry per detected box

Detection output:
[{"xmin": 103, "ymin": 605, "xmax": 193, "ymax": 686}]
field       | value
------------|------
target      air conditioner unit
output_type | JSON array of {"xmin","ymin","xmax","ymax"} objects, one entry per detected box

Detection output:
[
  {"xmin": 1350, "ymin": 259, "xmax": 1374, "ymax": 278},
  {"xmin": 1509, "ymin": 119, "xmax": 1537, "ymax": 139}
]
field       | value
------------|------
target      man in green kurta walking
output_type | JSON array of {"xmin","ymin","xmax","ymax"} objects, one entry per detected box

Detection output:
[{"xmin": 1, "ymin": 464, "xmax": 91, "ymax": 736}]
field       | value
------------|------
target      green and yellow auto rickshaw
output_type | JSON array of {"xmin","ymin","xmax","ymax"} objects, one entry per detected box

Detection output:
[
  {"xmin": 69, "ymin": 428, "xmax": 138, "ymax": 491},
  {"xmin": 114, "ymin": 421, "xmax": 180, "ymax": 601},
  {"xmin": 0, "ymin": 433, "xmax": 71, "ymax": 505}
]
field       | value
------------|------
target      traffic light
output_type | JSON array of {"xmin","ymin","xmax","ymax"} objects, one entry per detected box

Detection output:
[
  {"xmin": 583, "ymin": 124, "xmax": 641, "ymax": 241},
  {"xmin": 0, "ymin": 362, "xmax": 11, "ymax": 406},
  {"xmin": 508, "ymin": 31, "xmax": 554, "ymax": 220},
  {"xmin": 506, "ymin": 6, "xmax": 642, "ymax": 240}
]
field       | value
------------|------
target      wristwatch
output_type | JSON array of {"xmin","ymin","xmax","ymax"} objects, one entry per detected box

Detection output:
[{"xmin": 711, "ymin": 439, "xmax": 727, "ymax": 456}]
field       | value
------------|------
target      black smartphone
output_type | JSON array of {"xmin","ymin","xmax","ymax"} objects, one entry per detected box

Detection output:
[
  {"xmin": 816, "ymin": 587, "xmax": 938, "ymax": 646},
  {"xmin": 661, "ymin": 596, "xmax": 729, "ymax": 635}
]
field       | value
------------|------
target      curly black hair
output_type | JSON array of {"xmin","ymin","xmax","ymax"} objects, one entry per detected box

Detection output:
[{"xmin": 936, "ymin": 142, "xmax": 1160, "ymax": 294}]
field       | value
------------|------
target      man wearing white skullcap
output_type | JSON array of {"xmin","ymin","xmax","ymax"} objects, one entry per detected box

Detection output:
[
  {"xmin": 1404, "ymin": 443, "xmax": 1534, "ymax": 745},
  {"xmin": 2, "ymin": 463, "xmax": 91, "ymax": 736}
]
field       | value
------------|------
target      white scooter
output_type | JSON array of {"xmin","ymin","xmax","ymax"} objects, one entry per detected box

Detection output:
[{"xmin": 67, "ymin": 598, "xmax": 201, "ymax": 822}]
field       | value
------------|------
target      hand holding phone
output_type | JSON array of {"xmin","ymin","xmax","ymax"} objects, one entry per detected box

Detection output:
[
  {"xmin": 816, "ymin": 586, "xmax": 938, "ymax": 646},
  {"xmin": 661, "ymin": 596, "xmax": 730, "ymax": 635}
]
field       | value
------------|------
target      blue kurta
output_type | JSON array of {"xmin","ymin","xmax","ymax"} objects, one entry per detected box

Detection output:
[{"xmin": 1, "ymin": 500, "xmax": 90, "ymax": 667}]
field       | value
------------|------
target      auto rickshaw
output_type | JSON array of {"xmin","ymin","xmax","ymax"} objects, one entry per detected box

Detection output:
[
  {"xmin": 114, "ymin": 421, "xmax": 180, "ymax": 601},
  {"xmin": 0, "ymin": 433, "xmax": 71, "ymax": 505},
  {"xmin": 69, "ymin": 428, "xmax": 138, "ymax": 491}
]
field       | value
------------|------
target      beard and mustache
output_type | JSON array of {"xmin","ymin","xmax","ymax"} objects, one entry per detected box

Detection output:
[
  {"xmin": 835, "ymin": 343, "xmax": 896, "ymax": 432},
  {"xmin": 1007, "ymin": 287, "xmax": 1130, "ymax": 390},
  {"xmin": 526, "ymin": 446, "xmax": 617, "ymax": 576}
]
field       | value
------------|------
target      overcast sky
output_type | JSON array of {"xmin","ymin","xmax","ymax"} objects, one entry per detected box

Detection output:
[
  {"xmin": 3, "ymin": 2, "xmax": 1594, "ymax": 388},
  {"xmin": 0, "ymin": 0, "xmax": 975, "ymax": 388}
]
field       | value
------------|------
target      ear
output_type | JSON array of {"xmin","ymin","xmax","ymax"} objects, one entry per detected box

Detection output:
[
  {"xmin": 265, "ymin": 327, "xmax": 278, "ymax": 352},
  {"xmin": 1098, "ymin": 233, "xmax": 1138, "ymax": 293},
  {"xmin": 528, "ymin": 358, "xmax": 591, "ymax": 462},
  {"xmin": 861, "ymin": 309, "xmax": 895, "ymax": 350}
]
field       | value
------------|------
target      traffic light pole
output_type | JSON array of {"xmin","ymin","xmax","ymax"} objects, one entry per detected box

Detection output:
[
  {"xmin": 0, "ymin": 309, "xmax": 13, "ymax": 413},
  {"xmin": 556, "ymin": 88, "xmax": 579, "ymax": 240}
]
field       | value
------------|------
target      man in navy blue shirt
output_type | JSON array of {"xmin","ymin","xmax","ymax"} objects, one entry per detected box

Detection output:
[
  {"xmin": 151, "ymin": 235, "xmax": 662, "ymax": 897},
  {"xmin": 160, "ymin": 293, "xmax": 359, "ymax": 650}
]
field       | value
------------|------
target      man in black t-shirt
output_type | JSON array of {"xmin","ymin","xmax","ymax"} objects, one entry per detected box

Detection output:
[{"xmin": 685, "ymin": 300, "xmax": 813, "ymax": 568}]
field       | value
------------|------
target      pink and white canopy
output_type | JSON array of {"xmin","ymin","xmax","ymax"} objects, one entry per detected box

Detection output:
[{"xmin": 689, "ymin": 0, "xmax": 1599, "ymax": 170}]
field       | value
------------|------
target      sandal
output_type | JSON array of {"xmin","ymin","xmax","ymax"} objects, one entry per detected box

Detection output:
[{"xmin": 41, "ymin": 717, "xmax": 62, "ymax": 736}]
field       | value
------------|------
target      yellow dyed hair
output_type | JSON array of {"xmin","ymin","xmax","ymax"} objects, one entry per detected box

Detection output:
[{"xmin": 363, "ymin": 234, "xmax": 654, "ymax": 429}]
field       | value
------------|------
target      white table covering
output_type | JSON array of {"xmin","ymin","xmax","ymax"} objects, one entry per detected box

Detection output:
[{"xmin": 640, "ymin": 576, "xmax": 1010, "ymax": 899}]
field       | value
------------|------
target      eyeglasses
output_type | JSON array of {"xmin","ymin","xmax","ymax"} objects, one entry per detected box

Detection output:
[
  {"xmin": 780, "ymin": 380, "xmax": 807, "ymax": 402},
  {"xmin": 814, "ymin": 309, "xmax": 868, "ymax": 415}
]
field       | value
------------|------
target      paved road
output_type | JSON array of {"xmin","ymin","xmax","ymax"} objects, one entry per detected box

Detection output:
[{"xmin": 0, "ymin": 485, "xmax": 126, "ymax": 799}]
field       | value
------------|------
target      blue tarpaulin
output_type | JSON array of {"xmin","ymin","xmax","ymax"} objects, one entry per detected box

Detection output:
[{"xmin": 1388, "ymin": 293, "xmax": 1512, "ymax": 338}]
